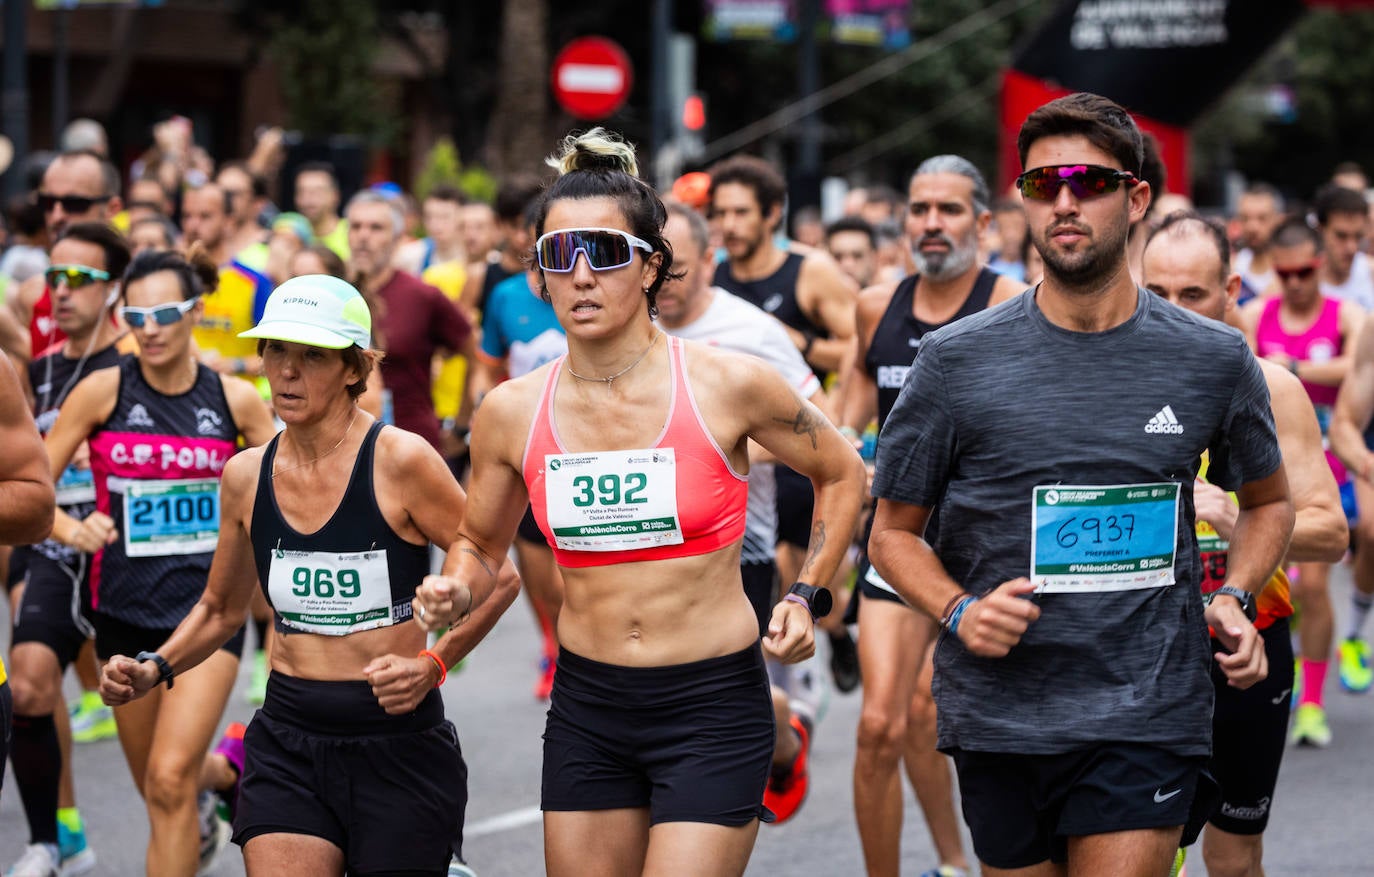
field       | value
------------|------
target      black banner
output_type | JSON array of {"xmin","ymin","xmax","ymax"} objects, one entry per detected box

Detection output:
[{"xmin": 1012, "ymin": 0, "xmax": 1308, "ymax": 127}]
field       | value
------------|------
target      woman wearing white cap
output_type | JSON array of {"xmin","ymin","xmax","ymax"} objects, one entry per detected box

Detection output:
[{"xmin": 98, "ymin": 273, "xmax": 517, "ymax": 876}]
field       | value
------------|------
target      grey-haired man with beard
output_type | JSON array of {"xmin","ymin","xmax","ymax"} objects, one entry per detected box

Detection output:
[{"xmin": 839, "ymin": 154, "xmax": 1023, "ymax": 877}]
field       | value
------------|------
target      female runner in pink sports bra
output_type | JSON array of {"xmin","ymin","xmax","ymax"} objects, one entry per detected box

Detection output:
[{"xmin": 415, "ymin": 130, "xmax": 865, "ymax": 876}]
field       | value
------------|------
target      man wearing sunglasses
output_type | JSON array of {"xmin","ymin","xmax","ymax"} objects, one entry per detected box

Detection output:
[
  {"xmin": 1143, "ymin": 211, "xmax": 1347, "ymax": 877},
  {"xmin": 1241, "ymin": 218, "xmax": 1362, "ymax": 748},
  {"xmin": 870, "ymin": 92, "xmax": 1292, "ymax": 877},
  {"xmin": 3, "ymin": 151, "xmax": 122, "ymax": 366},
  {"xmin": 7, "ymin": 221, "xmax": 136, "ymax": 877},
  {"xmin": 839, "ymin": 153, "xmax": 1023, "ymax": 877}
]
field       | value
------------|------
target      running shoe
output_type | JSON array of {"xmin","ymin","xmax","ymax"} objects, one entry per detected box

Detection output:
[
  {"xmin": 918, "ymin": 866, "xmax": 968, "ymax": 877},
  {"xmin": 212, "ymin": 722, "xmax": 247, "ymax": 821},
  {"xmin": 1169, "ymin": 848, "xmax": 1187, "ymax": 877},
  {"xmin": 827, "ymin": 629, "xmax": 861, "ymax": 694},
  {"xmin": 196, "ymin": 791, "xmax": 231, "ymax": 876},
  {"xmin": 763, "ymin": 715, "xmax": 811, "ymax": 824},
  {"xmin": 1290, "ymin": 702, "xmax": 1333, "ymax": 747},
  {"xmin": 1339, "ymin": 637, "xmax": 1373, "ymax": 693},
  {"xmin": 56, "ymin": 815, "xmax": 95, "ymax": 877},
  {"xmin": 5, "ymin": 844, "xmax": 59, "ymax": 877},
  {"xmin": 448, "ymin": 858, "xmax": 478, "ymax": 877},
  {"xmin": 534, "ymin": 654, "xmax": 556, "ymax": 702},
  {"xmin": 68, "ymin": 693, "xmax": 116, "ymax": 744},
  {"xmin": 245, "ymin": 649, "xmax": 268, "ymax": 705}
]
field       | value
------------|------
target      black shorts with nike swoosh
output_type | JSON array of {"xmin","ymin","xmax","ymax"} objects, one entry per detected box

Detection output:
[
  {"xmin": 950, "ymin": 743, "xmax": 1214, "ymax": 869},
  {"xmin": 1208, "ymin": 617, "xmax": 1293, "ymax": 835}
]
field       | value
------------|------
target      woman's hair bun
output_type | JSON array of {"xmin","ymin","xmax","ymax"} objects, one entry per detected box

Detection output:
[{"xmin": 546, "ymin": 127, "xmax": 639, "ymax": 178}]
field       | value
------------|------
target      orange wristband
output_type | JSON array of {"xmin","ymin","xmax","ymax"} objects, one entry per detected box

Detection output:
[{"xmin": 418, "ymin": 649, "xmax": 447, "ymax": 687}]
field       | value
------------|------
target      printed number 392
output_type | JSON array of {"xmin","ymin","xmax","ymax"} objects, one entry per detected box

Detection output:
[{"xmin": 571, "ymin": 472, "xmax": 648, "ymax": 507}]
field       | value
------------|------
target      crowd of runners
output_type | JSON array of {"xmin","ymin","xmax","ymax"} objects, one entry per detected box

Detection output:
[{"xmin": 0, "ymin": 90, "xmax": 1369, "ymax": 876}]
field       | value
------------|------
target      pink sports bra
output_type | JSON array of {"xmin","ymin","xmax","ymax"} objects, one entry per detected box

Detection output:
[{"xmin": 522, "ymin": 335, "xmax": 749, "ymax": 568}]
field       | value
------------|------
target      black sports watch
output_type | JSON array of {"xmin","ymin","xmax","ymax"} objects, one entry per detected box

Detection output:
[
  {"xmin": 1206, "ymin": 586, "xmax": 1257, "ymax": 623},
  {"xmin": 135, "ymin": 651, "xmax": 175, "ymax": 690},
  {"xmin": 786, "ymin": 582, "xmax": 834, "ymax": 620}
]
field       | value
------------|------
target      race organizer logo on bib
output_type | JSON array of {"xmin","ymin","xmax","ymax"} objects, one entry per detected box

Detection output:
[
  {"xmin": 122, "ymin": 478, "xmax": 220, "ymax": 557},
  {"xmin": 1031, "ymin": 483, "xmax": 1179, "ymax": 593},
  {"xmin": 268, "ymin": 549, "xmax": 394, "ymax": 635},
  {"xmin": 544, "ymin": 449, "xmax": 683, "ymax": 552}
]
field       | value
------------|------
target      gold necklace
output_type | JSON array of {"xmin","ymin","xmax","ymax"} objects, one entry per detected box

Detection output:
[
  {"xmin": 272, "ymin": 408, "xmax": 358, "ymax": 479},
  {"xmin": 566, "ymin": 332, "xmax": 660, "ymax": 387}
]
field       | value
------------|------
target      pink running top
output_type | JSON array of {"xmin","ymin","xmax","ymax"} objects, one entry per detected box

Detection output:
[
  {"xmin": 1255, "ymin": 296, "xmax": 1342, "ymax": 408},
  {"xmin": 522, "ymin": 335, "xmax": 749, "ymax": 568}
]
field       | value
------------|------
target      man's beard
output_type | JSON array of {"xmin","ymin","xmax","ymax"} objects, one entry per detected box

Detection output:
[
  {"xmin": 911, "ymin": 230, "xmax": 977, "ymax": 281},
  {"xmin": 1035, "ymin": 219, "xmax": 1127, "ymax": 289}
]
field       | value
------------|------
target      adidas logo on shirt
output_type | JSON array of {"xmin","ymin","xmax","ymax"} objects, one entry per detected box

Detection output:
[{"xmin": 1144, "ymin": 405, "xmax": 1184, "ymax": 435}]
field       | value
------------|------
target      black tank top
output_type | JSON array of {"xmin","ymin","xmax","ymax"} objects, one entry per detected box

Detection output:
[
  {"xmin": 478, "ymin": 261, "xmax": 514, "ymax": 314},
  {"xmin": 713, "ymin": 252, "xmax": 820, "ymax": 335},
  {"xmin": 87, "ymin": 358, "xmax": 240, "ymax": 627},
  {"xmin": 251, "ymin": 421, "xmax": 429, "ymax": 636},
  {"xmin": 714, "ymin": 251, "xmax": 827, "ymax": 381},
  {"xmin": 864, "ymin": 267, "xmax": 998, "ymax": 427},
  {"xmin": 29, "ymin": 343, "xmax": 126, "ymax": 563}
]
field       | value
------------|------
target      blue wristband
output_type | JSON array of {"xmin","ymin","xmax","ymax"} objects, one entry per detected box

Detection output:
[{"xmin": 945, "ymin": 595, "xmax": 976, "ymax": 637}]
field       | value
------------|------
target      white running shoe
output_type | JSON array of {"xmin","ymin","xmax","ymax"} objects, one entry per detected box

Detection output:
[{"xmin": 5, "ymin": 844, "xmax": 59, "ymax": 877}]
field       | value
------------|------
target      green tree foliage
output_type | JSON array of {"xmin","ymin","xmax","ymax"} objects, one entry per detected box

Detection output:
[
  {"xmin": 265, "ymin": 0, "xmax": 396, "ymax": 145},
  {"xmin": 414, "ymin": 138, "xmax": 498, "ymax": 204},
  {"xmin": 1194, "ymin": 9, "xmax": 1374, "ymax": 203}
]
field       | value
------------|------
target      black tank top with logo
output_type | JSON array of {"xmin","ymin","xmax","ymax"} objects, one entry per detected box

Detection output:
[
  {"xmin": 87, "ymin": 358, "xmax": 240, "ymax": 627},
  {"xmin": 29, "ymin": 343, "xmax": 126, "ymax": 563},
  {"xmin": 251, "ymin": 421, "xmax": 429, "ymax": 637},
  {"xmin": 714, "ymin": 251, "xmax": 827, "ymax": 382},
  {"xmin": 864, "ymin": 268, "xmax": 999, "ymax": 428}
]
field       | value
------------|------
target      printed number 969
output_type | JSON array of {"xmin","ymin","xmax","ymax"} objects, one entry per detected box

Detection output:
[{"xmin": 291, "ymin": 567, "xmax": 361, "ymax": 599}]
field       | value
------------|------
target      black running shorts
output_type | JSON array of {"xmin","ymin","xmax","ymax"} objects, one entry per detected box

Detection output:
[
  {"xmin": 90, "ymin": 610, "xmax": 245, "ymax": 662},
  {"xmin": 12, "ymin": 555, "xmax": 92, "ymax": 669},
  {"xmin": 951, "ymin": 742, "xmax": 1216, "ymax": 869},
  {"xmin": 1208, "ymin": 617, "xmax": 1293, "ymax": 835},
  {"xmin": 774, "ymin": 465, "xmax": 815, "ymax": 550},
  {"xmin": 542, "ymin": 644, "xmax": 775, "ymax": 826},
  {"xmin": 233, "ymin": 673, "xmax": 468, "ymax": 875}
]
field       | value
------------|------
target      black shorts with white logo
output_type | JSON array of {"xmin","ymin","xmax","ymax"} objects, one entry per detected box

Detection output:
[
  {"xmin": 1208, "ymin": 617, "xmax": 1293, "ymax": 835},
  {"xmin": 233, "ymin": 673, "xmax": 468, "ymax": 875},
  {"xmin": 951, "ymin": 742, "xmax": 1215, "ymax": 869},
  {"xmin": 542, "ymin": 644, "xmax": 775, "ymax": 827}
]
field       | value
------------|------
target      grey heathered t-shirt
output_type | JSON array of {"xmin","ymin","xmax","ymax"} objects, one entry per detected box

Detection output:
[{"xmin": 871, "ymin": 287, "xmax": 1281, "ymax": 757}]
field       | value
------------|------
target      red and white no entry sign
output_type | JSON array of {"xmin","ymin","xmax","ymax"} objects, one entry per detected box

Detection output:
[{"xmin": 551, "ymin": 36, "xmax": 634, "ymax": 121}]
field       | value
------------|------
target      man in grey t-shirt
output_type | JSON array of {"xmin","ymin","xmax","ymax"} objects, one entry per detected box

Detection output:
[{"xmin": 869, "ymin": 92, "xmax": 1295, "ymax": 877}]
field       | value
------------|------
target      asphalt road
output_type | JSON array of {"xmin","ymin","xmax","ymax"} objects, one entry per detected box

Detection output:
[{"xmin": 3, "ymin": 567, "xmax": 1374, "ymax": 876}]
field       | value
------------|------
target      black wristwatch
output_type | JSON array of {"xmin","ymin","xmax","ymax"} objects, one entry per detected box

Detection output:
[
  {"xmin": 135, "ymin": 651, "xmax": 175, "ymax": 689},
  {"xmin": 786, "ymin": 582, "xmax": 834, "ymax": 620},
  {"xmin": 1206, "ymin": 586, "xmax": 1257, "ymax": 623}
]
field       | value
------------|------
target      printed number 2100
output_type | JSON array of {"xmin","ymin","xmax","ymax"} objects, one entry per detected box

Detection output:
[
  {"xmin": 291, "ymin": 567, "xmax": 361, "ymax": 599},
  {"xmin": 571, "ymin": 472, "xmax": 648, "ymax": 507}
]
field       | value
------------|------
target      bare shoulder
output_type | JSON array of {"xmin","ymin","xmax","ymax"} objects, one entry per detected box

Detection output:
[
  {"xmin": 375, "ymin": 421, "xmax": 446, "ymax": 475},
  {"xmin": 857, "ymin": 278, "xmax": 901, "ymax": 312},
  {"xmin": 682, "ymin": 339, "xmax": 782, "ymax": 400},
  {"xmin": 221, "ymin": 446, "xmax": 265, "ymax": 501},
  {"xmin": 989, "ymin": 274, "xmax": 1028, "ymax": 305},
  {"xmin": 219, "ymin": 373, "xmax": 263, "ymax": 407},
  {"xmin": 1257, "ymin": 357, "xmax": 1305, "ymax": 400},
  {"xmin": 470, "ymin": 362, "xmax": 551, "ymax": 462}
]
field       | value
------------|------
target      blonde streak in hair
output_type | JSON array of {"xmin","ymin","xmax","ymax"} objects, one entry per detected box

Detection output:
[{"xmin": 546, "ymin": 127, "xmax": 640, "ymax": 177}]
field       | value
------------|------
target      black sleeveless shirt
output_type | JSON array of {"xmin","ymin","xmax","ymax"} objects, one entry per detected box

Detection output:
[
  {"xmin": 714, "ymin": 251, "xmax": 826, "ymax": 380},
  {"xmin": 864, "ymin": 267, "xmax": 999, "ymax": 428},
  {"xmin": 251, "ymin": 421, "xmax": 429, "ymax": 636}
]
